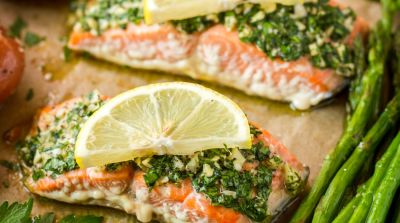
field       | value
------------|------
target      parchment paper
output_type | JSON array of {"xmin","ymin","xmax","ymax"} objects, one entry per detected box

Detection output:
[{"xmin": 0, "ymin": 0, "xmax": 381, "ymax": 222}]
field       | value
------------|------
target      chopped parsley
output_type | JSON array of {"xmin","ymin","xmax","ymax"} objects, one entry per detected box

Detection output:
[
  {"xmin": 136, "ymin": 139, "xmax": 299, "ymax": 221},
  {"xmin": 42, "ymin": 151, "xmax": 77, "ymax": 178},
  {"xmin": 250, "ymin": 125, "xmax": 262, "ymax": 137},
  {"xmin": 105, "ymin": 162, "xmax": 125, "ymax": 172},
  {"xmin": 71, "ymin": 0, "xmax": 143, "ymax": 35},
  {"xmin": 25, "ymin": 88, "xmax": 34, "ymax": 101},
  {"xmin": 2, "ymin": 181, "xmax": 10, "ymax": 189},
  {"xmin": 0, "ymin": 199, "xmax": 103, "ymax": 223},
  {"xmin": 0, "ymin": 160, "xmax": 19, "ymax": 171},
  {"xmin": 0, "ymin": 198, "xmax": 32, "ymax": 223},
  {"xmin": 18, "ymin": 92, "xmax": 105, "ymax": 180},
  {"xmin": 32, "ymin": 169, "xmax": 45, "ymax": 181},
  {"xmin": 71, "ymin": 0, "xmax": 357, "ymax": 75},
  {"xmin": 8, "ymin": 17, "xmax": 46, "ymax": 47},
  {"xmin": 24, "ymin": 32, "xmax": 45, "ymax": 47},
  {"xmin": 174, "ymin": 1, "xmax": 356, "ymax": 75},
  {"xmin": 284, "ymin": 164, "xmax": 303, "ymax": 195},
  {"xmin": 8, "ymin": 16, "xmax": 27, "ymax": 38},
  {"xmin": 32, "ymin": 212, "xmax": 55, "ymax": 223},
  {"xmin": 63, "ymin": 46, "xmax": 73, "ymax": 62}
]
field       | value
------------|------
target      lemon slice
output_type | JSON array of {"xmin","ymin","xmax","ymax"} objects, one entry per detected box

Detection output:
[
  {"xmin": 75, "ymin": 82, "xmax": 251, "ymax": 168},
  {"xmin": 144, "ymin": 0, "xmax": 305, "ymax": 25}
]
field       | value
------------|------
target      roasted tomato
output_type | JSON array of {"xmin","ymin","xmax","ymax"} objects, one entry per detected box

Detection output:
[{"xmin": 0, "ymin": 27, "xmax": 24, "ymax": 103}]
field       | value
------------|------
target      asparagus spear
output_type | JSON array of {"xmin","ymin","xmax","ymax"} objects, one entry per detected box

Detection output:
[
  {"xmin": 334, "ymin": 28, "xmax": 400, "ymax": 223},
  {"xmin": 352, "ymin": 148, "xmax": 373, "ymax": 187},
  {"xmin": 332, "ymin": 182, "xmax": 369, "ymax": 223},
  {"xmin": 291, "ymin": 1, "xmax": 396, "ymax": 221},
  {"xmin": 289, "ymin": 25, "xmax": 385, "ymax": 223},
  {"xmin": 381, "ymin": 0, "xmax": 396, "ymax": 32},
  {"xmin": 391, "ymin": 189, "xmax": 400, "ymax": 223},
  {"xmin": 350, "ymin": 192, "xmax": 373, "ymax": 222},
  {"xmin": 366, "ymin": 131, "xmax": 400, "ymax": 223},
  {"xmin": 393, "ymin": 28, "xmax": 400, "ymax": 91},
  {"xmin": 346, "ymin": 132, "xmax": 400, "ymax": 222},
  {"xmin": 348, "ymin": 36, "xmax": 367, "ymax": 116},
  {"xmin": 349, "ymin": 30, "xmax": 400, "ymax": 223},
  {"xmin": 360, "ymin": 8, "xmax": 400, "ymax": 222},
  {"xmin": 338, "ymin": 186, "xmax": 356, "ymax": 210},
  {"xmin": 382, "ymin": 42, "xmax": 400, "ymax": 222},
  {"xmin": 311, "ymin": 91, "xmax": 400, "ymax": 223}
]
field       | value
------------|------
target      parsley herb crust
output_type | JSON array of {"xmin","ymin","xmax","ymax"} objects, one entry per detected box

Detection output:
[
  {"xmin": 72, "ymin": 0, "xmax": 357, "ymax": 76},
  {"xmin": 137, "ymin": 132, "xmax": 302, "ymax": 221},
  {"xmin": 18, "ymin": 92, "xmax": 105, "ymax": 179}
]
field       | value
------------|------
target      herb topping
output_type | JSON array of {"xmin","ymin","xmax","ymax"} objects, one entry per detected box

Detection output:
[
  {"xmin": 72, "ymin": 0, "xmax": 357, "ymax": 75},
  {"xmin": 18, "ymin": 92, "xmax": 105, "ymax": 179},
  {"xmin": 136, "ymin": 137, "xmax": 301, "ymax": 221},
  {"xmin": 18, "ymin": 93, "xmax": 304, "ymax": 222}
]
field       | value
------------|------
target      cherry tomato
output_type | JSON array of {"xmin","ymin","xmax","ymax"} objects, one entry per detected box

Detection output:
[{"xmin": 0, "ymin": 27, "xmax": 24, "ymax": 103}]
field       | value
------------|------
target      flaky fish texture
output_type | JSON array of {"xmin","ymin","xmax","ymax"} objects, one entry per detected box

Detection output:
[{"xmin": 18, "ymin": 93, "xmax": 309, "ymax": 223}]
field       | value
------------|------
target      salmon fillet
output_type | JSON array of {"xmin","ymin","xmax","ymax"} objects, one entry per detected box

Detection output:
[
  {"xmin": 68, "ymin": 0, "xmax": 369, "ymax": 109},
  {"xmin": 18, "ymin": 92, "xmax": 309, "ymax": 223}
]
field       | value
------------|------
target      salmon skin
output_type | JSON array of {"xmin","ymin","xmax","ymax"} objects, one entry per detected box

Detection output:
[
  {"xmin": 68, "ymin": 0, "xmax": 368, "ymax": 110},
  {"xmin": 17, "ymin": 92, "xmax": 309, "ymax": 223}
]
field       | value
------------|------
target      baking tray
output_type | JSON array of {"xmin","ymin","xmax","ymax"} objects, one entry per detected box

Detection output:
[{"xmin": 0, "ymin": 0, "xmax": 381, "ymax": 221}]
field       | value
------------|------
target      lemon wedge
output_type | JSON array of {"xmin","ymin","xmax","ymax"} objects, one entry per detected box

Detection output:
[
  {"xmin": 75, "ymin": 82, "xmax": 251, "ymax": 168},
  {"xmin": 144, "ymin": 0, "xmax": 305, "ymax": 25}
]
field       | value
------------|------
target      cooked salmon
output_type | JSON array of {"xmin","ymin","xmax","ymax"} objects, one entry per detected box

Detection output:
[
  {"xmin": 18, "ymin": 92, "xmax": 309, "ymax": 223},
  {"xmin": 68, "ymin": 0, "xmax": 369, "ymax": 109}
]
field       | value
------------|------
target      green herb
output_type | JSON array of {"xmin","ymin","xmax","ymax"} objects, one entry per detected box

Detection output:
[
  {"xmin": 143, "ymin": 170, "xmax": 159, "ymax": 186},
  {"xmin": 32, "ymin": 170, "xmax": 45, "ymax": 181},
  {"xmin": 250, "ymin": 125, "xmax": 262, "ymax": 137},
  {"xmin": 72, "ymin": 0, "xmax": 143, "ymax": 36},
  {"xmin": 284, "ymin": 164, "xmax": 303, "ymax": 195},
  {"xmin": 63, "ymin": 46, "xmax": 73, "ymax": 62},
  {"xmin": 25, "ymin": 88, "xmax": 34, "ymax": 101},
  {"xmin": 0, "ymin": 199, "xmax": 103, "ymax": 223},
  {"xmin": 59, "ymin": 214, "xmax": 103, "ymax": 223},
  {"xmin": 251, "ymin": 142, "xmax": 270, "ymax": 161},
  {"xmin": 8, "ymin": 16, "xmax": 27, "ymax": 38},
  {"xmin": 72, "ymin": 0, "xmax": 357, "ymax": 75},
  {"xmin": 32, "ymin": 212, "xmax": 55, "ymax": 223},
  {"xmin": 18, "ymin": 92, "xmax": 105, "ymax": 179},
  {"xmin": 24, "ymin": 32, "xmax": 45, "ymax": 47},
  {"xmin": 171, "ymin": 16, "xmax": 214, "ymax": 34},
  {"xmin": 143, "ymin": 155, "xmax": 188, "ymax": 187},
  {"xmin": 2, "ymin": 181, "xmax": 9, "ymax": 189},
  {"xmin": 105, "ymin": 162, "xmax": 123, "ymax": 172},
  {"xmin": 0, "ymin": 198, "xmax": 33, "ymax": 223},
  {"xmin": 81, "ymin": 52, "xmax": 92, "ymax": 59},
  {"xmin": 16, "ymin": 136, "xmax": 39, "ymax": 167},
  {"xmin": 220, "ymin": 1, "xmax": 356, "ymax": 75},
  {"xmin": 0, "ymin": 160, "xmax": 19, "ymax": 171},
  {"xmin": 43, "ymin": 152, "xmax": 77, "ymax": 178},
  {"xmin": 139, "ymin": 137, "xmax": 292, "ymax": 221}
]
